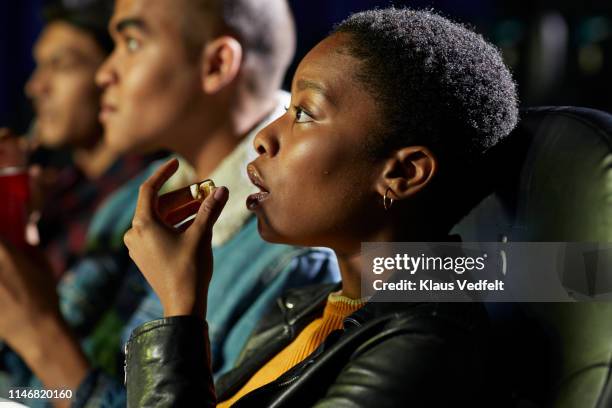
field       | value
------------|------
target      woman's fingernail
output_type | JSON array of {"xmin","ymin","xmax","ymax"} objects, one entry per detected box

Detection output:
[{"xmin": 213, "ymin": 186, "xmax": 228, "ymax": 201}]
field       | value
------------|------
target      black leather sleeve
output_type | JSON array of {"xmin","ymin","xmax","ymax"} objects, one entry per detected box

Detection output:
[{"xmin": 125, "ymin": 316, "xmax": 216, "ymax": 408}]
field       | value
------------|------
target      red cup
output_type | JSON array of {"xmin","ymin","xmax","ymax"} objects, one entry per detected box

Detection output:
[{"xmin": 0, "ymin": 167, "xmax": 30, "ymax": 247}]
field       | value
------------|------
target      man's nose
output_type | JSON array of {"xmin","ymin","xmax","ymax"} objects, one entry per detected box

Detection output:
[
  {"xmin": 95, "ymin": 52, "xmax": 117, "ymax": 89},
  {"xmin": 25, "ymin": 68, "xmax": 47, "ymax": 100}
]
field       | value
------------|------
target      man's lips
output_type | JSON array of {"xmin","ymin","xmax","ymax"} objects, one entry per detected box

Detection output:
[
  {"xmin": 99, "ymin": 103, "xmax": 117, "ymax": 122},
  {"xmin": 246, "ymin": 163, "xmax": 270, "ymax": 210},
  {"xmin": 36, "ymin": 111, "xmax": 55, "ymax": 122},
  {"xmin": 34, "ymin": 104, "xmax": 56, "ymax": 121}
]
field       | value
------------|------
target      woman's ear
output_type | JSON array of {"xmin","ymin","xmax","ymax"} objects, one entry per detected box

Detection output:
[
  {"xmin": 200, "ymin": 36, "xmax": 243, "ymax": 94},
  {"xmin": 376, "ymin": 146, "xmax": 438, "ymax": 201}
]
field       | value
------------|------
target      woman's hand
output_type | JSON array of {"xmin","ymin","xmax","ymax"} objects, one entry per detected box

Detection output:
[{"xmin": 124, "ymin": 158, "xmax": 229, "ymax": 318}]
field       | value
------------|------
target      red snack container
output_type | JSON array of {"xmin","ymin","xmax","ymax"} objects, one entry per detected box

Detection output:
[{"xmin": 158, "ymin": 179, "xmax": 215, "ymax": 230}]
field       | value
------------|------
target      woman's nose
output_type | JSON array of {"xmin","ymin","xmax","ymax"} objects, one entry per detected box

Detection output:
[{"xmin": 253, "ymin": 118, "xmax": 281, "ymax": 157}]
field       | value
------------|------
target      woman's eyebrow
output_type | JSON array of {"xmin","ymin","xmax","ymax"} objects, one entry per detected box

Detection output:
[{"xmin": 296, "ymin": 79, "xmax": 338, "ymax": 107}]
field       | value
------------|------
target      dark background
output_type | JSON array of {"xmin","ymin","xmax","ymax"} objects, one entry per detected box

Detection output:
[{"xmin": 1, "ymin": 0, "xmax": 611, "ymax": 133}]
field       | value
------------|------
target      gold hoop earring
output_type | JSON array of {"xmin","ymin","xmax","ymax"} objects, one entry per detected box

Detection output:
[{"xmin": 383, "ymin": 187, "xmax": 394, "ymax": 211}]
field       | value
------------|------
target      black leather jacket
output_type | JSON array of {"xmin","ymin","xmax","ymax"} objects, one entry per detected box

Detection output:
[{"xmin": 125, "ymin": 284, "xmax": 496, "ymax": 407}]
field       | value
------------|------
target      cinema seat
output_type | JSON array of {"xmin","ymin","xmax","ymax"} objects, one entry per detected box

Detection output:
[{"xmin": 451, "ymin": 106, "xmax": 612, "ymax": 407}]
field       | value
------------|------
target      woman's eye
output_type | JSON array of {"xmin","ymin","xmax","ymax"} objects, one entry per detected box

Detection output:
[
  {"xmin": 295, "ymin": 107, "xmax": 314, "ymax": 123},
  {"xmin": 126, "ymin": 37, "xmax": 141, "ymax": 52}
]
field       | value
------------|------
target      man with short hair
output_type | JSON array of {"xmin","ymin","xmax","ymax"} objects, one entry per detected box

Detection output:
[
  {"xmin": 24, "ymin": 1, "xmax": 153, "ymax": 276},
  {"xmin": 0, "ymin": 0, "xmax": 337, "ymax": 406},
  {"xmin": 0, "ymin": 1, "xmax": 157, "ymax": 404}
]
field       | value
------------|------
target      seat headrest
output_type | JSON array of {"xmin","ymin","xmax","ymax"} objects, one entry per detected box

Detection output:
[
  {"xmin": 451, "ymin": 107, "xmax": 612, "ymax": 406},
  {"xmin": 452, "ymin": 106, "xmax": 612, "ymax": 242}
]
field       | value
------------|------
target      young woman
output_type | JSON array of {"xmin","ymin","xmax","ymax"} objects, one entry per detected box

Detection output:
[{"xmin": 123, "ymin": 8, "xmax": 518, "ymax": 407}]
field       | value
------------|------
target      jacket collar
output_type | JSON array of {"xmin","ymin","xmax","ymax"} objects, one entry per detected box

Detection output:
[
  {"xmin": 278, "ymin": 283, "xmax": 341, "ymax": 326},
  {"xmin": 276, "ymin": 280, "xmax": 480, "ymax": 333},
  {"xmin": 278, "ymin": 283, "xmax": 423, "ymax": 328}
]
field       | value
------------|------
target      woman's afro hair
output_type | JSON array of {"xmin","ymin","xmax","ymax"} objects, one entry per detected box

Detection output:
[{"xmin": 334, "ymin": 8, "xmax": 519, "ymax": 162}]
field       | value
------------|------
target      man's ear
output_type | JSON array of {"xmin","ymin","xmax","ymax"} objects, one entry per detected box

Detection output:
[
  {"xmin": 201, "ymin": 36, "xmax": 243, "ymax": 94},
  {"xmin": 376, "ymin": 146, "xmax": 438, "ymax": 201}
]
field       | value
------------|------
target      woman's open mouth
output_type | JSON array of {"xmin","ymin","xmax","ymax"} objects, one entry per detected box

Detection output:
[
  {"xmin": 247, "ymin": 191, "xmax": 270, "ymax": 210},
  {"xmin": 246, "ymin": 164, "xmax": 270, "ymax": 210}
]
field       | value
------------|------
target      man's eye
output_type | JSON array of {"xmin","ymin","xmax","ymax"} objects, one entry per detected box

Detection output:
[
  {"xmin": 52, "ymin": 59, "xmax": 78, "ymax": 71},
  {"xmin": 126, "ymin": 37, "xmax": 141, "ymax": 52},
  {"xmin": 295, "ymin": 107, "xmax": 314, "ymax": 123}
]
